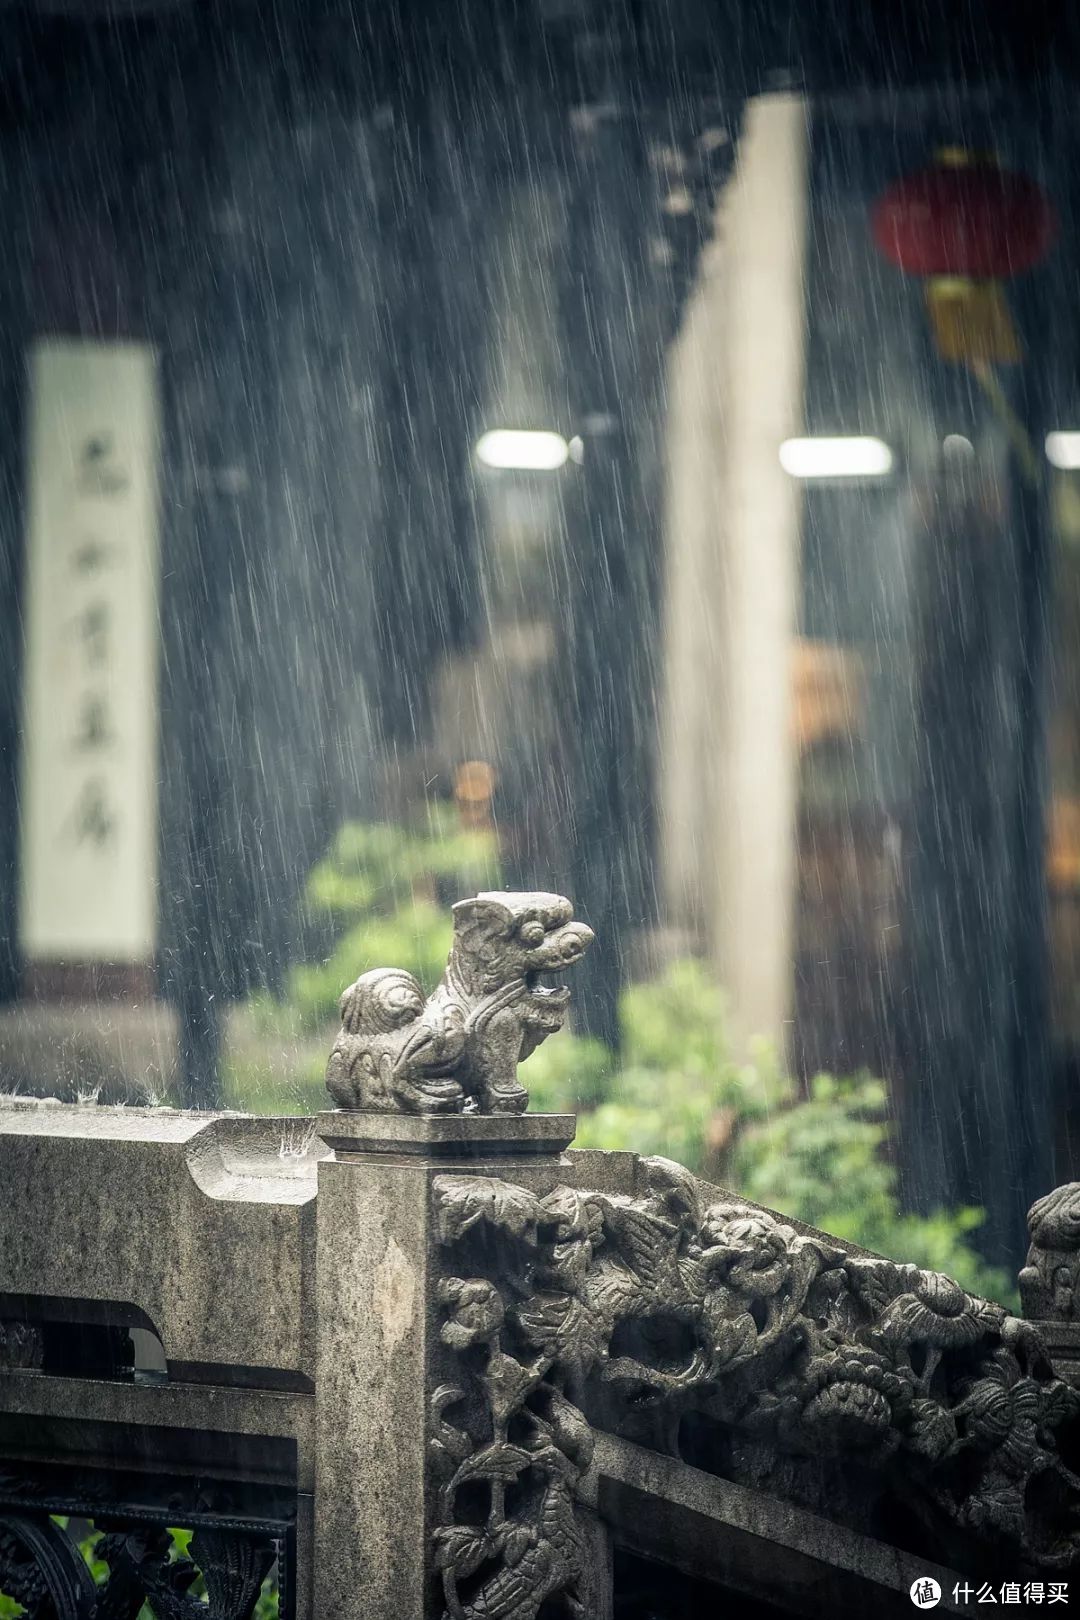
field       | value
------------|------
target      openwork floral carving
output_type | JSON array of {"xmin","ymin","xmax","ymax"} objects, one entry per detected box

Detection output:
[{"xmin": 431, "ymin": 1158, "xmax": 1080, "ymax": 1619}]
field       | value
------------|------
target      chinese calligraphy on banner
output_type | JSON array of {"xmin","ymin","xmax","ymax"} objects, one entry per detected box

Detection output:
[{"xmin": 18, "ymin": 339, "xmax": 161, "ymax": 966}]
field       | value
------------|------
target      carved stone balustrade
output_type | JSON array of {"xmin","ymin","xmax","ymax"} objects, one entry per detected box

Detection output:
[
  {"xmin": 4, "ymin": 1096, "xmax": 1080, "ymax": 1616},
  {"xmin": 1, "ymin": 896, "xmax": 1079, "ymax": 1616}
]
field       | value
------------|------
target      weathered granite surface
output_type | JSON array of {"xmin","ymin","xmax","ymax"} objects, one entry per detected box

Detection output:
[
  {"xmin": 4, "ymin": 1092, "xmax": 1080, "ymax": 1618},
  {"xmin": 315, "ymin": 1107, "xmax": 577, "ymax": 1160},
  {"xmin": 585, "ymin": 1432, "xmax": 969, "ymax": 1617},
  {"xmin": 312, "ymin": 1108, "xmax": 574, "ymax": 1620},
  {"xmin": 0, "ymin": 1002, "xmax": 179, "ymax": 1104},
  {"xmin": 0, "ymin": 1097, "xmax": 324, "ymax": 1381}
]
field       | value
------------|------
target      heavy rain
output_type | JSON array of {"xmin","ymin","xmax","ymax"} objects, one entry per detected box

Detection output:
[{"xmin": 2, "ymin": 3, "xmax": 1080, "ymax": 1616}]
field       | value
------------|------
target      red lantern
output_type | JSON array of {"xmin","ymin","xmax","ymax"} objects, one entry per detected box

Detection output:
[
  {"xmin": 872, "ymin": 152, "xmax": 1056, "ymax": 279},
  {"xmin": 871, "ymin": 150, "xmax": 1057, "ymax": 365}
]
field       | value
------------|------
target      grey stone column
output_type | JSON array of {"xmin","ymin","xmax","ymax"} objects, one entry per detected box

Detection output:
[{"xmin": 312, "ymin": 1110, "xmax": 577, "ymax": 1620}]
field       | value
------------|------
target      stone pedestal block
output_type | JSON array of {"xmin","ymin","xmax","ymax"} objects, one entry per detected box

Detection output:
[{"xmin": 311, "ymin": 1110, "xmax": 575, "ymax": 1620}]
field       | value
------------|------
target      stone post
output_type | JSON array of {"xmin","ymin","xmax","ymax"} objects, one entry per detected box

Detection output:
[{"xmin": 312, "ymin": 1109, "xmax": 577, "ymax": 1620}]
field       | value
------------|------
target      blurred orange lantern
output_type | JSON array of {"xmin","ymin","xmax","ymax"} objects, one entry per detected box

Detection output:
[
  {"xmin": 871, "ymin": 150, "xmax": 1057, "ymax": 365},
  {"xmin": 453, "ymin": 759, "xmax": 496, "ymax": 830}
]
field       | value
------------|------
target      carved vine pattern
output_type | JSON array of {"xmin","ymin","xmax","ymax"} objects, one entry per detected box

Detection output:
[
  {"xmin": 431, "ymin": 1157, "xmax": 1080, "ymax": 1620},
  {"xmin": 0, "ymin": 1518, "xmax": 275, "ymax": 1620}
]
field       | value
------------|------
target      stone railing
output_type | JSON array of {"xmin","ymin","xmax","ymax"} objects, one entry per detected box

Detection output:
[{"xmin": 2, "ymin": 893, "xmax": 1080, "ymax": 1617}]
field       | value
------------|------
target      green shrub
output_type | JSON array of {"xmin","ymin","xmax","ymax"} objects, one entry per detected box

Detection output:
[
  {"xmin": 284, "ymin": 808, "xmax": 499, "ymax": 1032},
  {"xmin": 515, "ymin": 1026, "xmax": 614, "ymax": 1113},
  {"xmin": 288, "ymin": 898, "xmax": 454, "ymax": 1032},
  {"xmin": 734, "ymin": 1071, "xmax": 1013, "ymax": 1303}
]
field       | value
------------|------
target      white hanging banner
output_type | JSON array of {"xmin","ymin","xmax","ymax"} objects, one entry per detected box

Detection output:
[{"xmin": 18, "ymin": 338, "xmax": 161, "ymax": 963}]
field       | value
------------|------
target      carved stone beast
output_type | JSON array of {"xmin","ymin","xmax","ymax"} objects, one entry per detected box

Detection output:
[
  {"xmin": 1020, "ymin": 1181, "xmax": 1080, "ymax": 1322},
  {"xmin": 325, "ymin": 892, "xmax": 594, "ymax": 1115}
]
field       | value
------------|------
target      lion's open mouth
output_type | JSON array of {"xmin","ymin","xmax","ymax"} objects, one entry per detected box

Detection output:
[{"xmin": 524, "ymin": 969, "xmax": 571, "ymax": 1005}]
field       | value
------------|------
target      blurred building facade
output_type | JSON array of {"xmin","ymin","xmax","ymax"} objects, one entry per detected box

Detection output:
[{"xmin": 1, "ymin": 1, "xmax": 1080, "ymax": 1266}]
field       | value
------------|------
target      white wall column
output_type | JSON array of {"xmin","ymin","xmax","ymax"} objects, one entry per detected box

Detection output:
[{"xmin": 659, "ymin": 93, "xmax": 810, "ymax": 1053}]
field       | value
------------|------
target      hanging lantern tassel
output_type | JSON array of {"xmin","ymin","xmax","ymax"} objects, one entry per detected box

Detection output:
[
  {"xmin": 872, "ymin": 149, "xmax": 1057, "ymax": 368},
  {"xmin": 923, "ymin": 276, "xmax": 1021, "ymax": 366},
  {"xmin": 872, "ymin": 150, "xmax": 1057, "ymax": 479}
]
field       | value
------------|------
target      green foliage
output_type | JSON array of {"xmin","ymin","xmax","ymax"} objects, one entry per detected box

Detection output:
[
  {"xmin": 287, "ymin": 899, "xmax": 454, "ymax": 1033},
  {"xmin": 516, "ymin": 1026, "xmax": 614, "ymax": 1113},
  {"xmin": 222, "ymin": 806, "xmax": 500, "ymax": 1105},
  {"xmin": 522, "ymin": 961, "xmax": 788, "ymax": 1170},
  {"xmin": 735, "ymin": 1072, "xmax": 1014, "ymax": 1304},
  {"xmin": 620, "ymin": 959, "xmax": 742, "ymax": 1079},
  {"xmin": 266, "ymin": 804, "xmax": 499, "ymax": 1035},
  {"xmin": 736, "ymin": 1070, "xmax": 895, "ymax": 1234},
  {"xmin": 221, "ymin": 1046, "xmax": 326, "ymax": 1117},
  {"xmin": 305, "ymin": 811, "xmax": 499, "ymax": 919}
]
